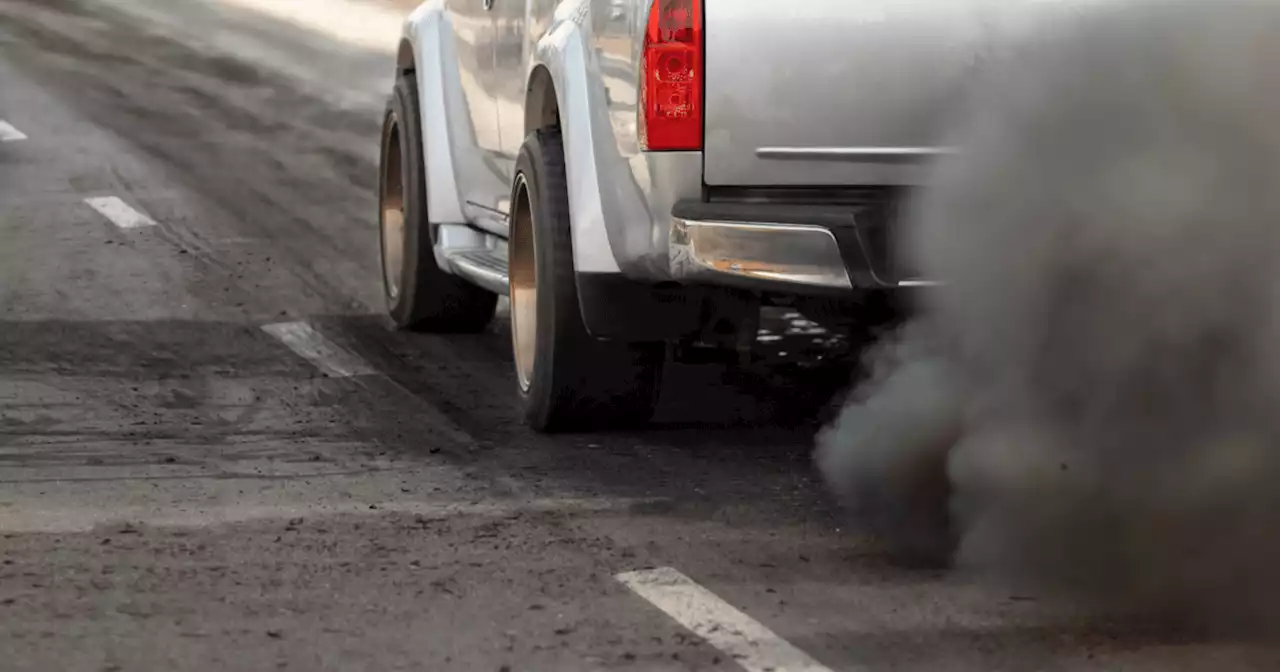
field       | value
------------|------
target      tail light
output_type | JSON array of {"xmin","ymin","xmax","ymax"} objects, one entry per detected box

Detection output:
[{"xmin": 640, "ymin": 0, "xmax": 702, "ymax": 151}]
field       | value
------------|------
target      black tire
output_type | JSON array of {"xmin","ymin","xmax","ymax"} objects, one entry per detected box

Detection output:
[
  {"xmin": 379, "ymin": 73, "xmax": 497, "ymax": 332},
  {"xmin": 511, "ymin": 128, "xmax": 664, "ymax": 432}
]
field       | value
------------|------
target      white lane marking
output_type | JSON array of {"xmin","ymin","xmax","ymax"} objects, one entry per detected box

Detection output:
[
  {"xmin": 616, "ymin": 567, "xmax": 835, "ymax": 672},
  {"xmin": 262, "ymin": 321, "xmax": 376, "ymax": 378},
  {"xmin": 84, "ymin": 196, "xmax": 157, "ymax": 229},
  {"xmin": 0, "ymin": 120, "xmax": 27, "ymax": 142}
]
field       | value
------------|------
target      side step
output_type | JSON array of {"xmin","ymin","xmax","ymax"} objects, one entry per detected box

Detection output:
[{"xmin": 444, "ymin": 247, "xmax": 509, "ymax": 296}]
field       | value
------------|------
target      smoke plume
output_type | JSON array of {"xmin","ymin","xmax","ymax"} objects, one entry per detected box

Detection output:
[{"xmin": 816, "ymin": 0, "xmax": 1280, "ymax": 633}]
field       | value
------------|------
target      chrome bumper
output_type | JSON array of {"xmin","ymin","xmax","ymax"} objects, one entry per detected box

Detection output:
[{"xmin": 670, "ymin": 216, "xmax": 936, "ymax": 293}]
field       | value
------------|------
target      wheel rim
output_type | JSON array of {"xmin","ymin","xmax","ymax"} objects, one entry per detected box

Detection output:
[
  {"xmin": 380, "ymin": 117, "xmax": 406, "ymax": 303},
  {"xmin": 509, "ymin": 174, "xmax": 537, "ymax": 392}
]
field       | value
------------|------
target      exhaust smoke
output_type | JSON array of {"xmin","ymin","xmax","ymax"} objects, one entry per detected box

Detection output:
[{"xmin": 817, "ymin": 0, "xmax": 1280, "ymax": 633}]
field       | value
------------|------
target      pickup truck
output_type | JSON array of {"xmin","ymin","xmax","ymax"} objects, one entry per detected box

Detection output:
[{"xmin": 377, "ymin": 0, "xmax": 989, "ymax": 432}]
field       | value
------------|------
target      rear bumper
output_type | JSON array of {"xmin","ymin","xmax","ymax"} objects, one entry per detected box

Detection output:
[{"xmin": 668, "ymin": 199, "xmax": 935, "ymax": 295}]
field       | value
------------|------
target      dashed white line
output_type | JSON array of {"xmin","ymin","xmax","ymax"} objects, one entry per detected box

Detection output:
[
  {"xmin": 0, "ymin": 119, "xmax": 27, "ymax": 142},
  {"xmin": 84, "ymin": 196, "xmax": 157, "ymax": 229},
  {"xmin": 262, "ymin": 321, "xmax": 376, "ymax": 378},
  {"xmin": 616, "ymin": 567, "xmax": 835, "ymax": 672}
]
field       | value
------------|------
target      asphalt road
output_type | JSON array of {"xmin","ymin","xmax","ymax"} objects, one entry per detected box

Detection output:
[{"xmin": 1, "ymin": 1, "xmax": 1277, "ymax": 670}]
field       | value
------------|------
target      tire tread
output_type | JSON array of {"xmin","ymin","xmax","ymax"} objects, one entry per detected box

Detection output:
[{"xmin": 519, "ymin": 127, "xmax": 663, "ymax": 432}]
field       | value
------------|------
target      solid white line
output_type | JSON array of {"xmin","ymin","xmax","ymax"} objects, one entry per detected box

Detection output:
[
  {"xmin": 0, "ymin": 120, "xmax": 27, "ymax": 142},
  {"xmin": 262, "ymin": 321, "xmax": 376, "ymax": 378},
  {"xmin": 616, "ymin": 567, "xmax": 835, "ymax": 672},
  {"xmin": 84, "ymin": 196, "xmax": 157, "ymax": 229}
]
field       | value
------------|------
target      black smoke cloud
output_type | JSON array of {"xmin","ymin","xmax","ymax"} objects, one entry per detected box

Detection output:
[{"xmin": 816, "ymin": 0, "xmax": 1280, "ymax": 632}]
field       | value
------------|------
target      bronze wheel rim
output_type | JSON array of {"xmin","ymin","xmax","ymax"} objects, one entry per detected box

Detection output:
[
  {"xmin": 380, "ymin": 118, "xmax": 406, "ymax": 303},
  {"xmin": 509, "ymin": 174, "xmax": 537, "ymax": 393}
]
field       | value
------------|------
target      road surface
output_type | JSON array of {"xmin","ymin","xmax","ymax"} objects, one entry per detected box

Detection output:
[{"xmin": 0, "ymin": 0, "xmax": 1276, "ymax": 669}]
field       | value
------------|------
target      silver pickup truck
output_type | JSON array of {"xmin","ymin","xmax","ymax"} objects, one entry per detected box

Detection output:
[{"xmin": 378, "ymin": 0, "xmax": 1020, "ymax": 432}]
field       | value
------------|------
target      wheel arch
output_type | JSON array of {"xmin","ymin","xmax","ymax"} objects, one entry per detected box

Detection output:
[
  {"xmin": 524, "ymin": 65, "xmax": 560, "ymax": 136},
  {"xmin": 396, "ymin": 37, "xmax": 416, "ymax": 74},
  {"xmin": 528, "ymin": 26, "xmax": 620, "ymax": 276},
  {"xmin": 517, "ymin": 55, "xmax": 706, "ymax": 343}
]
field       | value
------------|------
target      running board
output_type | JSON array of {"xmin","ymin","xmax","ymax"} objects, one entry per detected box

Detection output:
[{"xmin": 445, "ymin": 247, "xmax": 509, "ymax": 296}]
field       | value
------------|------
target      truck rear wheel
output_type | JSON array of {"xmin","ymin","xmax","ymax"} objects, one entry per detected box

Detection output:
[
  {"xmin": 509, "ymin": 128, "xmax": 664, "ymax": 432},
  {"xmin": 379, "ymin": 73, "xmax": 497, "ymax": 332}
]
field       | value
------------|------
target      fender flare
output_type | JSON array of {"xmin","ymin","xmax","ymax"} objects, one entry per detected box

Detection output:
[
  {"xmin": 401, "ymin": 1, "xmax": 476, "ymax": 227},
  {"xmin": 529, "ymin": 16, "xmax": 629, "ymax": 275}
]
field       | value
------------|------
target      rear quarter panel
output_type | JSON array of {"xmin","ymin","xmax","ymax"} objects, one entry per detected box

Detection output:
[{"xmin": 524, "ymin": 0, "xmax": 701, "ymax": 279}]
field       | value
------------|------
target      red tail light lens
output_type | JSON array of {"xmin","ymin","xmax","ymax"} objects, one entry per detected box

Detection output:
[{"xmin": 641, "ymin": 0, "xmax": 702, "ymax": 151}]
